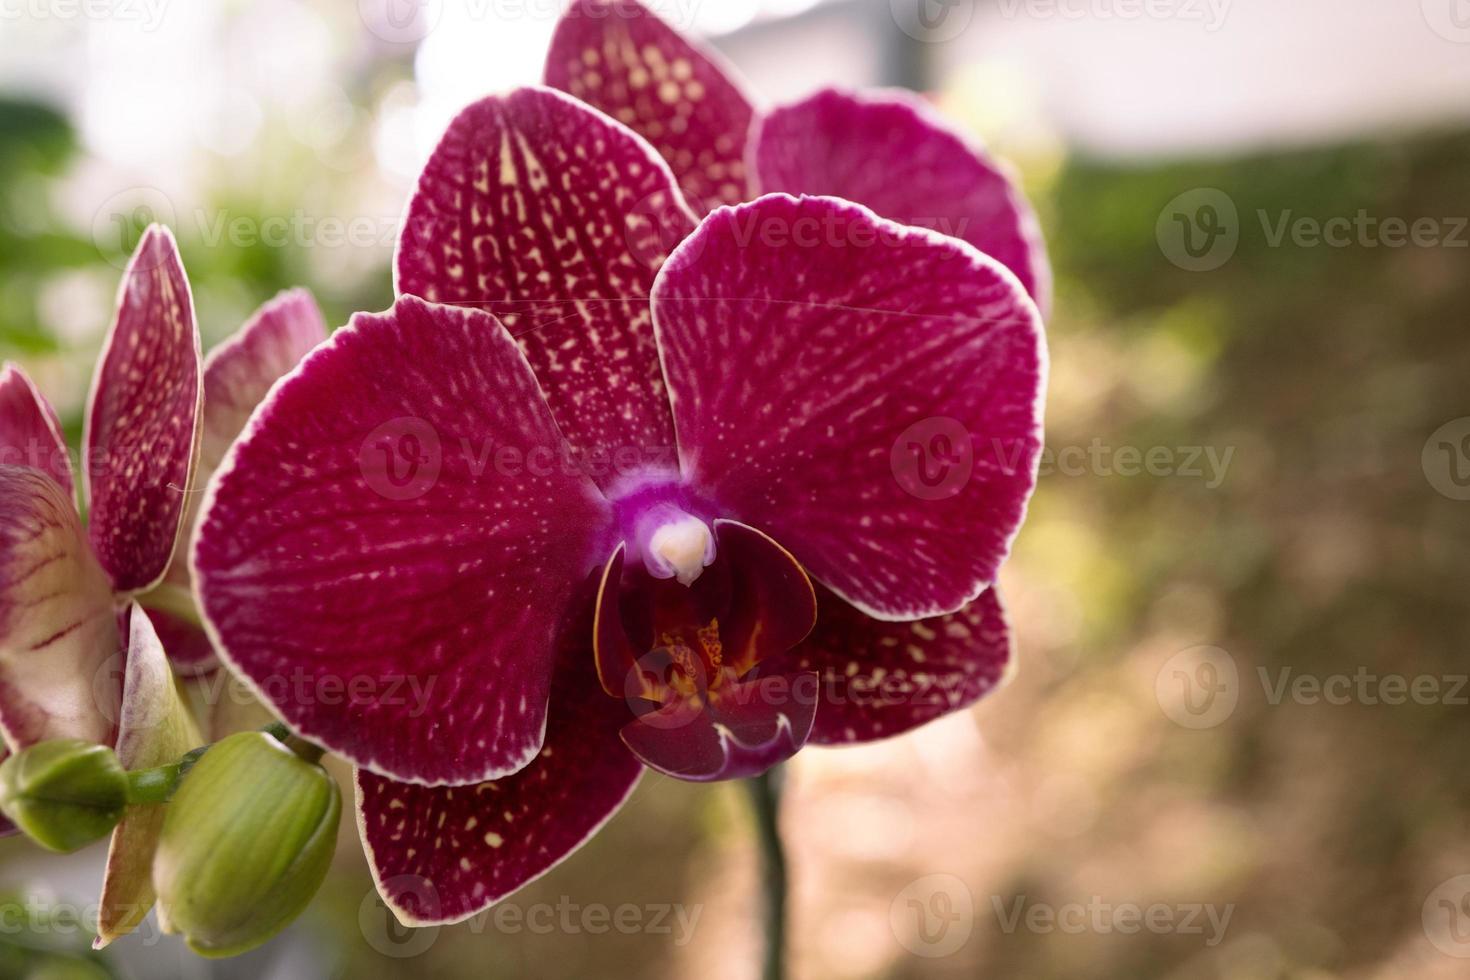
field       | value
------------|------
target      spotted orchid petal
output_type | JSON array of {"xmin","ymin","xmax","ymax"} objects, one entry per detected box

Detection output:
[
  {"xmin": 654, "ymin": 194, "xmax": 1046, "ymax": 620},
  {"xmin": 194, "ymin": 296, "xmax": 611, "ymax": 785},
  {"xmin": 0, "ymin": 467, "xmax": 120, "ymax": 751},
  {"xmin": 755, "ymin": 89, "xmax": 1051, "ymax": 311},
  {"xmin": 395, "ymin": 87, "xmax": 694, "ymax": 491},
  {"xmin": 200, "ymin": 288, "xmax": 329, "ymax": 474},
  {"xmin": 145, "ymin": 288, "xmax": 328, "ymax": 675},
  {"xmin": 771, "ymin": 584, "xmax": 1011, "ymax": 744},
  {"xmin": 358, "ymin": 600, "xmax": 642, "ymax": 926},
  {"xmin": 544, "ymin": 0, "xmax": 758, "ymax": 215},
  {"xmin": 0, "ymin": 362, "xmax": 74, "ymax": 501},
  {"xmin": 84, "ymin": 225, "xmax": 202, "ymax": 595},
  {"xmin": 96, "ymin": 605, "xmax": 202, "ymax": 947}
]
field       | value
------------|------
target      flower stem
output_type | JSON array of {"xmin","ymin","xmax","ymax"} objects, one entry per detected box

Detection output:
[
  {"xmin": 283, "ymin": 735, "xmax": 326, "ymax": 765},
  {"xmin": 125, "ymin": 763, "xmax": 180, "ymax": 804},
  {"xmin": 122, "ymin": 723, "xmax": 298, "ymax": 804},
  {"xmin": 745, "ymin": 765, "xmax": 788, "ymax": 980}
]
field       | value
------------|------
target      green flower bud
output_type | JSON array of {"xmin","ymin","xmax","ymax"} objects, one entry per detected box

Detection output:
[
  {"xmin": 0, "ymin": 740, "xmax": 129, "ymax": 853},
  {"xmin": 152, "ymin": 732, "xmax": 340, "ymax": 958}
]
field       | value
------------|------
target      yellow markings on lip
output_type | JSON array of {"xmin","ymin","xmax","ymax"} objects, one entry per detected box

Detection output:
[{"xmin": 697, "ymin": 619, "xmax": 722, "ymax": 671}]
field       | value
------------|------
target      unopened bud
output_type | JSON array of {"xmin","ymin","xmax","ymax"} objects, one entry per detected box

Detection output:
[
  {"xmin": 152, "ymin": 732, "xmax": 340, "ymax": 958},
  {"xmin": 0, "ymin": 739, "xmax": 129, "ymax": 853}
]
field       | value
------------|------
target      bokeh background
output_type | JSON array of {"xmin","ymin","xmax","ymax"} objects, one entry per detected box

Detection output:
[{"xmin": 2, "ymin": 0, "xmax": 1469, "ymax": 977}]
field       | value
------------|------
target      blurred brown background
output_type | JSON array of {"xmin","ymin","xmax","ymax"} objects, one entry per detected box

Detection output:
[{"xmin": 2, "ymin": 1, "xmax": 1468, "ymax": 977}]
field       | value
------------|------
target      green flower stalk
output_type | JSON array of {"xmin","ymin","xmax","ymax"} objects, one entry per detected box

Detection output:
[
  {"xmin": 0, "ymin": 740, "xmax": 130, "ymax": 853},
  {"xmin": 151, "ymin": 731, "xmax": 340, "ymax": 958}
]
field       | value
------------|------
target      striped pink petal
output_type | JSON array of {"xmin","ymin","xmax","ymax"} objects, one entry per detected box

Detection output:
[
  {"xmin": 200, "ymin": 287, "xmax": 328, "ymax": 473},
  {"xmin": 0, "ymin": 362, "xmax": 74, "ymax": 501},
  {"xmin": 755, "ymin": 89, "xmax": 1051, "ymax": 312},
  {"xmin": 0, "ymin": 466, "xmax": 119, "ymax": 750},
  {"xmin": 84, "ymin": 225, "xmax": 202, "ymax": 594},
  {"xmin": 194, "ymin": 296, "xmax": 611, "ymax": 785},
  {"xmin": 545, "ymin": 0, "xmax": 758, "ymax": 215},
  {"xmin": 654, "ymin": 194, "xmax": 1046, "ymax": 620},
  {"xmin": 395, "ymin": 87, "xmax": 694, "ymax": 491}
]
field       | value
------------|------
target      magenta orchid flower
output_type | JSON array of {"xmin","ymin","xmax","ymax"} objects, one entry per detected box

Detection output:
[
  {"xmin": 193, "ymin": 82, "xmax": 1045, "ymax": 925},
  {"xmin": 544, "ymin": 0, "xmax": 1050, "ymax": 311}
]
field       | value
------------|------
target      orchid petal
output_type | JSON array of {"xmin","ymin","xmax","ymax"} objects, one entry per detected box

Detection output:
[
  {"xmin": 619, "ymin": 669, "xmax": 818, "ymax": 782},
  {"xmin": 545, "ymin": 0, "xmax": 758, "ymax": 215},
  {"xmin": 201, "ymin": 287, "xmax": 328, "ymax": 474},
  {"xmin": 755, "ymin": 89, "xmax": 1051, "ymax": 311},
  {"xmin": 0, "ymin": 466, "xmax": 120, "ymax": 750},
  {"xmin": 654, "ymin": 194, "xmax": 1046, "ymax": 620},
  {"xmin": 772, "ymin": 584, "xmax": 1011, "ymax": 744},
  {"xmin": 358, "ymin": 618, "xmax": 641, "ymax": 926},
  {"xmin": 84, "ymin": 225, "xmax": 202, "ymax": 594},
  {"xmin": 396, "ymin": 87, "xmax": 694, "ymax": 490},
  {"xmin": 0, "ymin": 362, "xmax": 74, "ymax": 502},
  {"xmin": 96, "ymin": 605, "xmax": 202, "ymax": 947},
  {"xmin": 194, "ymin": 296, "xmax": 611, "ymax": 785}
]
